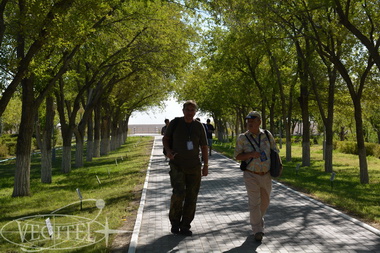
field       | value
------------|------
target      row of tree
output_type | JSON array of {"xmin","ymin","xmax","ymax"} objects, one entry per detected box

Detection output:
[
  {"xmin": 0, "ymin": 0, "xmax": 199, "ymax": 197},
  {"xmin": 2, "ymin": 0, "xmax": 379, "ymax": 198},
  {"xmin": 177, "ymin": 0, "xmax": 380, "ymax": 184}
]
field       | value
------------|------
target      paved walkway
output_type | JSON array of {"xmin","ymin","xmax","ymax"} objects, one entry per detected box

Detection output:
[{"xmin": 128, "ymin": 136, "xmax": 380, "ymax": 253}]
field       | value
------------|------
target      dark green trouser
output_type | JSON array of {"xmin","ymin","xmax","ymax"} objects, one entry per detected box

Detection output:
[{"xmin": 169, "ymin": 163, "xmax": 201, "ymax": 230}]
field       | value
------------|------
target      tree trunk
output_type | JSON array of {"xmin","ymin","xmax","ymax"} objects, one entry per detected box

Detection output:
[
  {"xmin": 215, "ymin": 118, "xmax": 224, "ymax": 142},
  {"xmin": 353, "ymin": 99, "xmax": 369, "ymax": 184},
  {"xmin": 322, "ymin": 70, "xmax": 336, "ymax": 173},
  {"xmin": 299, "ymin": 85, "xmax": 311, "ymax": 167},
  {"xmin": 87, "ymin": 111, "xmax": 94, "ymax": 162},
  {"xmin": 269, "ymin": 92, "xmax": 276, "ymax": 134},
  {"xmin": 240, "ymin": 108, "xmax": 246, "ymax": 134},
  {"xmin": 12, "ymin": 78, "xmax": 36, "ymax": 197},
  {"xmin": 75, "ymin": 131, "xmax": 84, "ymax": 168},
  {"xmin": 110, "ymin": 119, "xmax": 118, "ymax": 151},
  {"xmin": 100, "ymin": 115, "xmax": 110, "ymax": 156},
  {"xmin": 40, "ymin": 146, "xmax": 52, "ymax": 183},
  {"xmin": 260, "ymin": 102, "xmax": 266, "ymax": 129},
  {"xmin": 267, "ymin": 47, "xmax": 293, "ymax": 162},
  {"xmin": 93, "ymin": 104, "xmax": 101, "ymax": 157},
  {"xmin": 40, "ymin": 95, "xmax": 55, "ymax": 183},
  {"xmin": 116, "ymin": 122, "xmax": 122, "ymax": 149},
  {"xmin": 76, "ymin": 116, "xmax": 87, "ymax": 168},
  {"xmin": 324, "ymin": 141, "xmax": 334, "ymax": 173},
  {"xmin": 61, "ymin": 128, "xmax": 72, "ymax": 174},
  {"xmin": 234, "ymin": 110, "xmax": 239, "ymax": 139},
  {"xmin": 285, "ymin": 116, "xmax": 292, "ymax": 162},
  {"xmin": 117, "ymin": 120, "xmax": 124, "ymax": 148},
  {"xmin": 295, "ymin": 36, "xmax": 311, "ymax": 167},
  {"xmin": 120, "ymin": 119, "xmax": 128, "ymax": 145}
]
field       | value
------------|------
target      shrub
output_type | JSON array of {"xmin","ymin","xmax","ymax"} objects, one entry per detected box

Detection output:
[
  {"xmin": 335, "ymin": 141, "xmax": 380, "ymax": 158},
  {"xmin": 364, "ymin": 142, "xmax": 379, "ymax": 157},
  {"xmin": 0, "ymin": 143, "xmax": 8, "ymax": 158},
  {"xmin": 7, "ymin": 141, "xmax": 17, "ymax": 155},
  {"xmin": 336, "ymin": 141, "xmax": 358, "ymax": 154},
  {"xmin": 0, "ymin": 134, "xmax": 17, "ymax": 156}
]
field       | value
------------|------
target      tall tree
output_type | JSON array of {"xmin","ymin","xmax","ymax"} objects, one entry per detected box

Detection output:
[
  {"xmin": 304, "ymin": 0, "xmax": 374, "ymax": 183},
  {"xmin": 11, "ymin": 0, "xmax": 124, "ymax": 196}
]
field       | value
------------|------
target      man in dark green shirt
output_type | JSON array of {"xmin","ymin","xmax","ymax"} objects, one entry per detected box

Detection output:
[{"xmin": 163, "ymin": 100, "xmax": 208, "ymax": 236}]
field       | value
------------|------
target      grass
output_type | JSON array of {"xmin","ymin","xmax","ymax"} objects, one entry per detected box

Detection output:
[
  {"xmin": 212, "ymin": 139, "xmax": 380, "ymax": 228},
  {"xmin": 0, "ymin": 136, "xmax": 153, "ymax": 253}
]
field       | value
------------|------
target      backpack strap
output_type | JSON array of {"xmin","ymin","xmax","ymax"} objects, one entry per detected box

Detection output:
[
  {"xmin": 244, "ymin": 134, "xmax": 255, "ymax": 166},
  {"xmin": 171, "ymin": 117, "xmax": 180, "ymax": 135},
  {"xmin": 168, "ymin": 117, "xmax": 181, "ymax": 148},
  {"xmin": 264, "ymin": 130, "xmax": 272, "ymax": 149},
  {"xmin": 244, "ymin": 134, "xmax": 256, "ymax": 151}
]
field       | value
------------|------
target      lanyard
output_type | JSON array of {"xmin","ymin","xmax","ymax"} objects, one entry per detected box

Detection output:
[
  {"xmin": 245, "ymin": 134, "xmax": 256, "ymax": 151},
  {"xmin": 250, "ymin": 133, "xmax": 261, "ymax": 148},
  {"xmin": 185, "ymin": 122, "xmax": 193, "ymax": 140}
]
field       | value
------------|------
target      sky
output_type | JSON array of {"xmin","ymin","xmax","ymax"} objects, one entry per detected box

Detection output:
[{"xmin": 128, "ymin": 96, "xmax": 211, "ymax": 125}]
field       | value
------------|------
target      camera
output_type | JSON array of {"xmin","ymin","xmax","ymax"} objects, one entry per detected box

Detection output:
[{"xmin": 240, "ymin": 161, "xmax": 248, "ymax": 171}]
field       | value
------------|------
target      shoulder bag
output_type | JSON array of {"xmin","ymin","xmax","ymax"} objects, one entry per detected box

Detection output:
[{"xmin": 264, "ymin": 130, "xmax": 283, "ymax": 177}]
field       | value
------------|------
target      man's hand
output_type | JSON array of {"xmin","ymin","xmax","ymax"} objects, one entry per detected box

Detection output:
[
  {"xmin": 202, "ymin": 165, "xmax": 208, "ymax": 176},
  {"xmin": 166, "ymin": 151, "xmax": 177, "ymax": 160},
  {"xmin": 251, "ymin": 151, "xmax": 261, "ymax": 159}
]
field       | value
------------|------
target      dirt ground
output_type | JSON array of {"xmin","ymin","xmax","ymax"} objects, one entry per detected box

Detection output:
[
  {"xmin": 109, "ymin": 198, "xmax": 141, "ymax": 252},
  {"xmin": 110, "ymin": 216, "xmax": 136, "ymax": 252}
]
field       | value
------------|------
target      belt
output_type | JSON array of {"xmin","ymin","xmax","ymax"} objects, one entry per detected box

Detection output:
[{"xmin": 247, "ymin": 170, "xmax": 269, "ymax": 176}]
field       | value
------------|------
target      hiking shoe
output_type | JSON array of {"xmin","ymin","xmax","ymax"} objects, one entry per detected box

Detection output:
[
  {"xmin": 254, "ymin": 232, "xmax": 264, "ymax": 242},
  {"xmin": 171, "ymin": 226, "xmax": 179, "ymax": 234},
  {"xmin": 180, "ymin": 229, "xmax": 192, "ymax": 236}
]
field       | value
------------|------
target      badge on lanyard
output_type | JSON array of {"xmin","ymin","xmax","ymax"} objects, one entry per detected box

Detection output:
[
  {"xmin": 185, "ymin": 121, "xmax": 194, "ymax": 150},
  {"xmin": 260, "ymin": 151, "xmax": 267, "ymax": 162},
  {"xmin": 187, "ymin": 141, "xmax": 194, "ymax": 150}
]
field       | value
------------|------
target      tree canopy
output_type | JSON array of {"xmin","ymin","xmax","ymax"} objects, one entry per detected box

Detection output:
[
  {"xmin": 176, "ymin": 0, "xmax": 380, "ymax": 184},
  {"xmin": 1, "ymin": 0, "xmax": 379, "ymax": 197},
  {"xmin": 0, "ymin": 0, "xmax": 198, "ymax": 196}
]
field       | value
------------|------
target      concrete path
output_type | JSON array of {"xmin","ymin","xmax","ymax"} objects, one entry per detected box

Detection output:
[{"xmin": 128, "ymin": 136, "xmax": 380, "ymax": 253}]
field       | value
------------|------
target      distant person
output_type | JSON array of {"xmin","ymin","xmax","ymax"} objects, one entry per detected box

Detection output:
[
  {"xmin": 205, "ymin": 119, "xmax": 215, "ymax": 156},
  {"xmin": 234, "ymin": 111, "xmax": 281, "ymax": 242},
  {"xmin": 162, "ymin": 119, "xmax": 170, "ymax": 160},
  {"xmin": 161, "ymin": 119, "xmax": 170, "ymax": 135},
  {"xmin": 162, "ymin": 100, "xmax": 208, "ymax": 236},
  {"xmin": 196, "ymin": 118, "xmax": 208, "ymax": 160}
]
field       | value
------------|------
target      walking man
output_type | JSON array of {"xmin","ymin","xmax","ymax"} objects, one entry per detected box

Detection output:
[
  {"xmin": 234, "ymin": 111, "xmax": 280, "ymax": 242},
  {"xmin": 163, "ymin": 100, "xmax": 209, "ymax": 236}
]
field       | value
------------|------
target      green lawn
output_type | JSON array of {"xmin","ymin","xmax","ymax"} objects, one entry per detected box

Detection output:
[
  {"xmin": 213, "ymin": 140, "xmax": 380, "ymax": 229},
  {"xmin": 0, "ymin": 136, "xmax": 153, "ymax": 253}
]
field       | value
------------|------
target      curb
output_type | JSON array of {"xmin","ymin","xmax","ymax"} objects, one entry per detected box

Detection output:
[{"xmin": 127, "ymin": 137, "xmax": 156, "ymax": 253}]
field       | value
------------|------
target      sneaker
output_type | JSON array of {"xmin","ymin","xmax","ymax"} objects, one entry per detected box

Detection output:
[
  {"xmin": 179, "ymin": 229, "xmax": 192, "ymax": 236},
  {"xmin": 254, "ymin": 232, "xmax": 264, "ymax": 242},
  {"xmin": 171, "ymin": 226, "xmax": 179, "ymax": 234}
]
